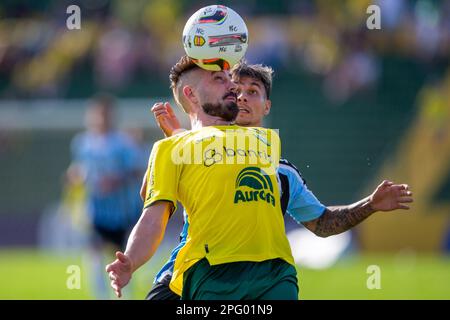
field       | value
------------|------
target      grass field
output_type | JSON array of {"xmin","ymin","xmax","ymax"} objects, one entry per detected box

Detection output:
[{"xmin": 1, "ymin": 249, "xmax": 449, "ymax": 300}]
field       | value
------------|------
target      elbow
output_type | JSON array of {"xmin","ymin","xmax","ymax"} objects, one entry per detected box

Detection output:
[
  {"xmin": 314, "ymin": 230, "xmax": 331, "ymax": 238},
  {"xmin": 314, "ymin": 229, "xmax": 345, "ymax": 238}
]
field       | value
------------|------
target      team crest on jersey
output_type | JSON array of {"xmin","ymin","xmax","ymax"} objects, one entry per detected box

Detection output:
[
  {"xmin": 146, "ymin": 189, "xmax": 154, "ymax": 201},
  {"xmin": 234, "ymin": 167, "xmax": 275, "ymax": 207}
]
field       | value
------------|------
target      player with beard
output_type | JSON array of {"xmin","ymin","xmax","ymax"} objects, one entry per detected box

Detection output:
[
  {"xmin": 142, "ymin": 61, "xmax": 414, "ymax": 300},
  {"xmin": 106, "ymin": 55, "xmax": 300, "ymax": 299}
]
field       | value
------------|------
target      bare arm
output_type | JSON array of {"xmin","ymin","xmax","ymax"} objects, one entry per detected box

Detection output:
[
  {"xmin": 302, "ymin": 180, "xmax": 413, "ymax": 237},
  {"xmin": 105, "ymin": 201, "xmax": 172, "ymax": 297},
  {"xmin": 125, "ymin": 201, "xmax": 172, "ymax": 271},
  {"xmin": 302, "ymin": 196, "xmax": 375, "ymax": 237}
]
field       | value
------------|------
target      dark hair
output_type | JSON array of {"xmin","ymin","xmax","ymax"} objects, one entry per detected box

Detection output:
[
  {"xmin": 231, "ymin": 61, "xmax": 274, "ymax": 99},
  {"xmin": 169, "ymin": 55, "xmax": 199, "ymax": 89}
]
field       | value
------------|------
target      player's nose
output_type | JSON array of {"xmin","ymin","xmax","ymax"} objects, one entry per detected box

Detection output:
[
  {"xmin": 237, "ymin": 92, "xmax": 246, "ymax": 102},
  {"xmin": 228, "ymin": 80, "xmax": 238, "ymax": 93}
]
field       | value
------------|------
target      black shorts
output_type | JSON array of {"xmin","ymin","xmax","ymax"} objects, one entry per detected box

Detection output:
[
  {"xmin": 146, "ymin": 274, "xmax": 180, "ymax": 300},
  {"xmin": 92, "ymin": 225, "xmax": 128, "ymax": 249}
]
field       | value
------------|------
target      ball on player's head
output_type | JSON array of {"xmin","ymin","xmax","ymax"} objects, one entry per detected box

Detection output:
[{"xmin": 182, "ymin": 5, "xmax": 249, "ymax": 71}]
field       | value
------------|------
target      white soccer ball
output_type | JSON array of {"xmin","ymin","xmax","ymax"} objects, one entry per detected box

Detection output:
[{"xmin": 182, "ymin": 5, "xmax": 249, "ymax": 71}]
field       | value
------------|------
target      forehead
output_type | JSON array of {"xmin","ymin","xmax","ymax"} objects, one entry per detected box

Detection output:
[
  {"xmin": 189, "ymin": 69, "xmax": 230, "ymax": 85},
  {"xmin": 208, "ymin": 70, "xmax": 232, "ymax": 78},
  {"xmin": 234, "ymin": 75, "xmax": 263, "ymax": 88}
]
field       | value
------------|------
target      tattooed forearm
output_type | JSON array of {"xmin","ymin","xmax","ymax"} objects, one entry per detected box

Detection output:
[{"xmin": 303, "ymin": 196, "xmax": 376, "ymax": 237}]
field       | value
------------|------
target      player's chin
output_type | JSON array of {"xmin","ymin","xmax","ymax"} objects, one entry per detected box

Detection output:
[
  {"xmin": 223, "ymin": 97, "xmax": 237, "ymax": 108},
  {"xmin": 227, "ymin": 104, "xmax": 239, "ymax": 121},
  {"xmin": 236, "ymin": 113, "xmax": 251, "ymax": 124}
]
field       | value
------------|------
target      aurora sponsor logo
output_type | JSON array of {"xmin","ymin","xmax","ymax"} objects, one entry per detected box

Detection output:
[{"xmin": 234, "ymin": 167, "xmax": 275, "ymax": 207}]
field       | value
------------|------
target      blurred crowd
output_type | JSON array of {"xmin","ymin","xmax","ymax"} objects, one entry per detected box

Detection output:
[{"xmin": 0, "ymin": 0, "xmax": 449, "ymax": 102}]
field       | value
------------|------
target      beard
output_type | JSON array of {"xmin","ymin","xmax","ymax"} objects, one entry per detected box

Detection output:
[{"xmin": 201, "ymin": 95, "xmax": 239, "ymax": 122}]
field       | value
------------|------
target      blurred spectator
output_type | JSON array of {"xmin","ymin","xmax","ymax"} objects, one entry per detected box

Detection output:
[
  {"xmin": 417, "ymin": 71, "xmax": 450, "ymax": 142},
  {"xmin": 323, "ymin": 48, "xmax": 379, "ymax": 104},
  {"xmin": 246, "ymin": 18, "xmax": 289, "ymax": 68},
  {"xmin": 122, "ymin": 127, "xmax": 150, "ymax": 231},
  {"xmin": 376, "ymin": 0, "xmax": 406, "ymax": 30},
  {"xmin": 94, "ymin": 19, "xmax": 137, "ymax": 89},
  {"xmin": 67, "ymin": 93, "xmax": 141, "ymax": 298},
  {"xmin": 414, "ymin": 0, "xmax": 443, "ymax": 60},
  {"xmin": 0, "ymin": 0, "xmax": 449, "ymax": 101}
]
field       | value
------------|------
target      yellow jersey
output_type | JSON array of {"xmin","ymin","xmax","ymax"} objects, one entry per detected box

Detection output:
[{"xmin": 143, "ymin": 125, "xmax": 295, "ymax": 295}]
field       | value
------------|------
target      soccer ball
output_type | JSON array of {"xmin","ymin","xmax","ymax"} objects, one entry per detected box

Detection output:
[{"xmin": 182, "ymin": 5, "xmax": 249, "ymax": 71}]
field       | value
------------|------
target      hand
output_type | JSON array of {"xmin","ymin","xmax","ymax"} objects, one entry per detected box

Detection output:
[
  {"xmin": 151, "ymin": 102, "xmax": 182, "ymax": 137},
  {"xmin": 369, "ymin": 180, "xmax": 413, "ymax": 212},
  {"xmin": 105, "ymin": 251, "xmax": 133, "ymax": 298},
  {"xmin": 65, "ymin": 163, "xmax": 84, "ymax": 186}
]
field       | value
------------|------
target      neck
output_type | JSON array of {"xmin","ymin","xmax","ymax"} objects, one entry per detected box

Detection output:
[{"xmin": 189, "ymin": 112, "xmax": 233, "ymax": 130}]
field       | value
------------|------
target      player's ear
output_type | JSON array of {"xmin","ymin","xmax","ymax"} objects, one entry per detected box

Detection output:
[
  {"xmin": 182, "ymin": 85, "xmax": 198, "ymax": 105},
  {"xmin": 264, "ymin": 99, "xmax": 271, "ymax": 116}
]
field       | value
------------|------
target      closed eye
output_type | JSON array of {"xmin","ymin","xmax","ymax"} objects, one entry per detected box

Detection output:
[{"xmin": 214, "ymin": 75, "xmax": 225, "ymax": 83}]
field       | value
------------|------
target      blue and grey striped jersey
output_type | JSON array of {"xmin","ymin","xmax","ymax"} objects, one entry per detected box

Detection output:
[
  {"xmin": 153, "ymin": 158, "xmax": 326, "ymax": 284},
  {"xmin": 71, "ymin": 131, "xmax": 143, "ymax": 231}
]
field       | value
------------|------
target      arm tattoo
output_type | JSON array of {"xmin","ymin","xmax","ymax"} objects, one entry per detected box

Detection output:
[{"xmin": 306, "ymin": 196, "xmax": 376, "ymax": 237}]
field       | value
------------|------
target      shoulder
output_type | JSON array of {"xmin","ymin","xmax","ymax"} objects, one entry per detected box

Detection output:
[
  {"xmin": 278, "ymin": 158, "xmax": 306, "ymax": 185},
  {"xmin": 72, "ymin": 131, "xmax": 87, "ymax": 143},
  {"xmin": 111, "ymin": 131, "xmax": 132, "ymax": 145},
  {"xmin": 166, "ymin": 129, "xmax": 193, "ymax": 143},
  {"xmin": 249, "ymin": 127, "xmax": 279, "ymax": 137},
  {"xmin": 152, "ymin": 130, "xmax": 192, "ymax": 150},
  {"xmin": 245, "ymin": 127, "xmax": 281, "ymax": 147},
  {"xmin": 71, "ymin": 132, "xmax": 88, "ymax": 151}
]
